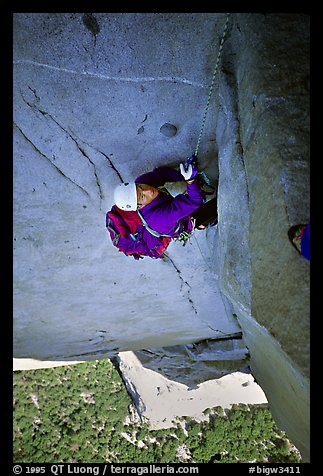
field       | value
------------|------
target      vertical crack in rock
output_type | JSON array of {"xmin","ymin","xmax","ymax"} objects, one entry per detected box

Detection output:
[
  {"xmin": 20, "ymin": 92, "xmax": 105, "ymax": 207},
  {"xmin": 63, "ymin": 131, "xmax": 125, "ymax": 184},
  {"xmin": 94, "ymin": 149, "xmax": 125, "ymax": 184},
  {"xmin": 165, "ymin": 254, "xmax": 236, "ymax": 338},
  {"xmin": 72, "ymin": 142, "xmax": 104, "ymax": 207},
  {"xmin": 164, "ymin": 254, "xmax": 198, "ymax": 315},
  {"xmin": 13, "ymin": 122, "xmax": 90, "ymax": 197},
  {"xmin": 37, "ymin": 109, "xmax": 104, "ymax": 207},
  {"xmin": 220, "ymin": 69, "xmax": 250, "ymax": 205},
  {"xmin": 235, "ymin": 129, "xmax": 250, "ymax": 204},
  {"xmin": 21, "ymin": 88, "xmax": 125, "ymax": 197},
  {"xmin": 67, "ymin": 132, "xmax": 128, "ymax": 207},
  {"xmin": 27, "ymin": 85, "xmax": 40, "ymax": 103}
]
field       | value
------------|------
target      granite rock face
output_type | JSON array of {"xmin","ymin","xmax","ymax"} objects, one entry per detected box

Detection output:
[
  {"xmin": 13, "ymin": 13, "xmax": 309, "ymax": 460},
  {"xmin": 14, "ymin": 13, "xmax": 234, "ymax": 362},
  {"xmin": 215, "ymin": 13, "xmax": 310, "ymax": 460}
]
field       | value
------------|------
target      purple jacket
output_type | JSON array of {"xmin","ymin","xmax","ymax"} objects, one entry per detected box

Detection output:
[
  {"xmin": 116, "ymin": 167, "xmax": 205, "ymax": 258},
  {"xmin": 135, "ymin": 167, "xmax": 205, "ymax": 236}
]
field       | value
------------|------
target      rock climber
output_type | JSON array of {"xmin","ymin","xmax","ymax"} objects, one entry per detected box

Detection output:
[{"xmin": 106, "ymin": 155, "xmax": 218, "ymax": 260}]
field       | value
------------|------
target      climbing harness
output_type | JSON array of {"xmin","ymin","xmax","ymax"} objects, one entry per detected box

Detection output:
[
  {"xmin": 137, "ymin": 209, "xmax": 178, "ymax": 238},
  {"xmin": 137, "ymin": 209, "xmax": 191, "ymax": 246},
  {"xmin": 194, "ymin": 13, "xmax": 231, "ymax": 158}
]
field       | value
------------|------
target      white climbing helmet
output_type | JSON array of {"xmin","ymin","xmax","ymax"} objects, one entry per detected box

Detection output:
[{"xmin": 114, "ymin": 182, "xmax": 137, "ymax": 211}]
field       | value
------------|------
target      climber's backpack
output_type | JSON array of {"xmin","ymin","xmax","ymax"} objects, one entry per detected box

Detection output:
[{"xmin": 106, "ymin": 205, "xmax": 171, "ymax": 260}]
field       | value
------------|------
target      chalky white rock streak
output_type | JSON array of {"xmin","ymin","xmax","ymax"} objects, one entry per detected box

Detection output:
[{"xmin": 13, "ymin": 60, "xmax": 206, "ymax": 88}]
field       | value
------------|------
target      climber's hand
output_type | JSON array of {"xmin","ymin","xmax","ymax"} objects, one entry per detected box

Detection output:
[
  {"xmin": 180, "ymin": 163, "xmax": 193, "ymax": 181},
  {"xmin": 180, "ymin": 159, "xmax": 198, "ymax": 181}
]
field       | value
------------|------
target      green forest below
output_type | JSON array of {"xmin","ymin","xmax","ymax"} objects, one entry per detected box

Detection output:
[{"xmin": 13, "ymin": 359, "xmax": 301, "ymax": 463}]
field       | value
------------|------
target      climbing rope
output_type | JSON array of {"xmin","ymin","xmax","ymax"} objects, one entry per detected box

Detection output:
[{"xmin": 194, "ymin": 13, "xmax": 231, "ymax": 158}]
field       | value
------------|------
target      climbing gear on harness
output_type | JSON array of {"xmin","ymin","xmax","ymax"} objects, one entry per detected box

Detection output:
[
  {"xmin": 176, "ymin": 230, "xmax": 191, "ymax": 246},
  {"xmin": 137, "ymin": 209, "xmax": 190, "ymax": 246},
  {"xmin": 194, "ymin": 13, "xmax": 231, "ymax": 158}
]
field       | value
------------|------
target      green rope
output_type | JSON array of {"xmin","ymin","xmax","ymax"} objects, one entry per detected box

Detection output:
[{"xmin": 194, "ymin": 13, "xmax": 231, "ymax": 158}]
